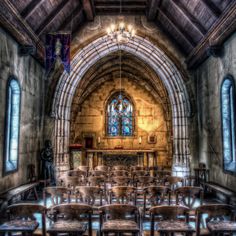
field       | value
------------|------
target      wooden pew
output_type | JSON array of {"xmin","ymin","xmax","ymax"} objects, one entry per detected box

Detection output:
[
  {"xmin": 203, "ymin": 182, "xmax": 236, "ymax": 204},
  {"xmin": 0, "ymin": 182, "xmax": 39, "ymax": 210}
]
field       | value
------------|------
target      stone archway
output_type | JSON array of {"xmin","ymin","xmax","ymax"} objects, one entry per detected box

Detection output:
[{"xmin": 52, "ymin": 34, "xmax": 192, "ymax": 175}]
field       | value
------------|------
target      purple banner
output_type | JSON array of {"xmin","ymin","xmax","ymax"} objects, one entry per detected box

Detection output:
[{"xmin": 45, "ymin": 33, "xmax": 71, "ymax": 74}]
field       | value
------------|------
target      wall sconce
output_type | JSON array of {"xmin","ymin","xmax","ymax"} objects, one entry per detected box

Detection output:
[{"xmin": 138, "ymin": 136, "xmax": 142, "ymax": 145}]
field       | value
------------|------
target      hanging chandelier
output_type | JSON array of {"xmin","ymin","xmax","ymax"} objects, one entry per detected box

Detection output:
[{"xmin": 107, "ymin": 22, "xmax": 135, "ymax": 44}]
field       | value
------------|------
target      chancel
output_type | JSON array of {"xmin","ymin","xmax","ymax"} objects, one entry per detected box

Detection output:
[{"xmin": 0, "ymin": 0, "xmax": 236, "ymax": 235}]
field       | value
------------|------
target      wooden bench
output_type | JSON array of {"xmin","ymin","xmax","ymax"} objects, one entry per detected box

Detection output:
[
  {"xmin": 0, "ymin": 182, "xmax": 39, "ymax": 210},
  {"xmin": 203, "ymin": 182, "xmax": 236, "ymax": 204}
]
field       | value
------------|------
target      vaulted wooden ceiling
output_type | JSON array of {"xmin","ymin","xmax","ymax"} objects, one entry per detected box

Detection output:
[{"xmin": 1, "ymin": 0, "xmax": 236, "ymax": 68}]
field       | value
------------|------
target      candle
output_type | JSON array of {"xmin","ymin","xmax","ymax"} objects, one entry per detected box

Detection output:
[
  {"xmin": 138, "ymin": 136, "xmax": 142, "ymax": 144},
  {"xmin": 98, "ymin": 137, "xmax": 101, "ymax": 144}
]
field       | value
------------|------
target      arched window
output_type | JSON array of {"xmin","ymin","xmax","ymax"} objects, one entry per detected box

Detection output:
[
  {"xmin": 4, "ymin": 78, "xmax": 21, "ymax": 174},
  {"xmin": 107, "ymin": 92, "xmax": 134, "ymax": 136},
  {"xmin": 221, "ymin": 75, "xmax": 236, "ymax": 173}
]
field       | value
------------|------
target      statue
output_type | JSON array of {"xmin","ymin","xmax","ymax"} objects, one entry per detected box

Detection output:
[{"xmin": 40, "ymin": 140, "xmax": 55, "ymax": 185}]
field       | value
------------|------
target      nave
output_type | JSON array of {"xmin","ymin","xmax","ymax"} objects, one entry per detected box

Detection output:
[
  {"xmin": 0, "ymin": 0, "xmax": 236, "ymax": 235},
  {"xmin": 0, "ymin": 164, "xmax": 235, "ymax": 236}
]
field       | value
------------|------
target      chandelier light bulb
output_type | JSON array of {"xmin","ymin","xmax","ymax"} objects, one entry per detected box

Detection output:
[
  {"xmin": 107, "ymin": 27, "xmax": 111, "ymax": 34},
  {"xmin": 111, "ymin": 24, "xmax": 116, "ymax": 32},
  {"xmin": 131, "ymin": 29, "xmax": 136, "ymax": 37},
  {"xmin": 119, "ymin": 22, "xmax": 125, "ymax": 30},
  {"xmin": 117, "ymin": 34, "xmax": 123, "ymax": 42},
  {"xmin": 127, "ymin": 24, "xmax": 133, "ymax": 32}
]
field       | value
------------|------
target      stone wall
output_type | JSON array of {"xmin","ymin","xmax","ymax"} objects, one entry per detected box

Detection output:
[
  {"xmin": 0, "ymin": 29, "xmax": 44, "ymax": 193},
  {"xmin": 195, "ymin": 32, "xmax": 236, "ymax": 190},
  {"xmin": 70, "ymin": 77, "xmax": 171, "ymax": 166}
]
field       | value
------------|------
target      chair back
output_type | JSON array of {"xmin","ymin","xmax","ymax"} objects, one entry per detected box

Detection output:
[
  {"xmin": 111, "ymin": 170, "xmax": 129, "ymax": 177},
  {"xmin": 49, "ymin": 203, "xmax": 93, "ymax": 236},
  {"xmin": 150, "ymin": 205, "xmax": 189, "ymax": 220},
  {"xmin": 88, "ymin": 176, "xmax": 106, "ymax": 188},
  {"xmin": 89, "ymin": 170, "xmax": 107, "ymax": 177},
  {"xmin": 7, "ymin": 203, "xmax": 46, "ymax": 236},
  {"xmin": 43, "ymin": 186, "xmax": 69, "ymax": 206},
  {"xmin": 64, "ymin": 176, "xmax": 82, "ymax": 190},
  {"xmin": 110, "ymin": 186, "xmax": 136, "ymax": 204},
  {"xmin": 175, "ymin": 186, "xmax": 203, "ymax": 209},
  {"xmin": 112, "ymin": 176, "xmax": 133, "ymax": 186},
  {"xmin": 67, "ymin": 170, "xmax": 86, "ymax": 177},
  {"xmin": 135, "ymin": 176, "xmax": 155, "ymax": 187},
  {"xmin": 132, "ymin": 170, "xmax": 149, "ymax": 178},
  {"xmin": 149, "ymin": 205, "xmax": 189, "ymax": 236},
  {"xmin": 156, "ymin": 170, "xmax": 171, "ymax": 184},
  {"xmin": 99, "ymin": 204, "xmax": 139, "ymax": 220},
  {"xmin": 143, "ymin": 186, "xmax": 171, "ymax": 211},
  {"xmin": 76, "ymin": 186, "xmax": 103, "ymax": 205},
  {"xmin": 95, "ymin": 165, "xmax": 109, "ymax": 172},
  {"xmin": 165, "ymin": 176, "xmax": 184, "ymax": 190},
  {"xmin": 112, "ymin": 165, "xmax": 127, "ymax": 171}
]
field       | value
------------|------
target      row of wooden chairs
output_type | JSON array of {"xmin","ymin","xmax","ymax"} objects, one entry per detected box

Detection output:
[
  {"xmin": 61, "ymin": 171, "xmax": 184, "ymax": 189},
  {"xmin": 43, "ymin": 185, "xmax": 203, "ymax": 211},
  {"xmin": 71, "ymin": 166, "xmax": 170, "ymax": 175},
  {"xmin": 77, "ymin": 165, "xmax": 163, "ymax": 172},
  {"xmin": 0, "ymin": 203, "xmax": 235, "ymax": 236}
]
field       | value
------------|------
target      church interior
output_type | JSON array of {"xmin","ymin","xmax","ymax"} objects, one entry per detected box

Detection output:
[{"xmin": 0, "ymin": 0, "xmax": 236, "ymax": 235}]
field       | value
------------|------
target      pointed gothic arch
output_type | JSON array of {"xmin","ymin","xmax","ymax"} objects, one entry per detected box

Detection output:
[{"xmin": 52, "ymin": 34, "xmax": 192, "ymax": 175}]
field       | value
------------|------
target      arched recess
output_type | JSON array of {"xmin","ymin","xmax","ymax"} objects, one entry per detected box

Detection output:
[{"xmin": 52, "ymin": 34, "xmax": 192, "ymax": 175}]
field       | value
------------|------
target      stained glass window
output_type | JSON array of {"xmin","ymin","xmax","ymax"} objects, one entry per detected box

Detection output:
[
  {"xmin": 107, "ymin": 93, "xmax": 134, "ymax": 136},
  {"xmin": 4, "ymin": 78, "xmax": 21, "ymax": 174},
  {"xmin": 221, "ymin": 76, "xmax": 236, "ymax": 173}
]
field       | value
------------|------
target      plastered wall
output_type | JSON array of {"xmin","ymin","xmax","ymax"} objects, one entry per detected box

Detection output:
[
  {"xmin": 0, "ymin": 29, "xmax": 44, "ymax": 193},
  {"xmin": 195, "ymin": 32, "xmax": 236, "ymax": 191}
]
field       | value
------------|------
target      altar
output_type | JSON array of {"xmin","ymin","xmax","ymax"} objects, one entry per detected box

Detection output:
[{"xmin": 85, "ymin": 149, "xmax": 158, "ymax": 169}]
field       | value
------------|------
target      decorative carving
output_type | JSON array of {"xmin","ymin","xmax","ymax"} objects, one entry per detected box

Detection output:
[
  {"xmin": 148, "ymin": 134, "xmax": 157, "ymax": 144},
  {"xmin": 103, "ymin": 155, "xmax": 138, "ymax": 167}
]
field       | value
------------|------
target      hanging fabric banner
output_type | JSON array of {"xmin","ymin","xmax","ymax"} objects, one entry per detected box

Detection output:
[{"xmin": 45, "ymin": 32, "xmax": 71, "ymax": 74}]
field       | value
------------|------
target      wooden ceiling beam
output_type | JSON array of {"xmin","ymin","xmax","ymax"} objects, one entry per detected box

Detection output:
[
  {"xmin": 0, "ymin": 0, "xmax": 44, "ymax": 63},
  {"xmin": 171, "ymin": 0, "xmax": 206, "ymax": 36},
  {"xmin": 82, "ymin": 0, "xmax": 95, "ymax": 21},
  {"xmin": 146, "ymin": 0, "xmax": 161, "ymax": 20},
  {"xmin": 186, "ymin": 2, "xmax": 236, "ymax": 69},
  {"xmin": 158, "ymin": 8, "xmax": 196, "ymax": 48},
  {"xmin": 21, "ymin": 0, "xmax": 44, "ymax": 20},
  {"xmin": 35, "ymin": 0, "xmax": 70, "ymax": 36},
  {"xmin": 58, "ymin": 4, "xmax": 84, "ymax": 31},
  {"xmin": 95, "ymin": 0, "xmax": 146, "ymax": 3},
  {"xmin": 200, "ymin": 0, "xmax": 222, "ymax": 18},
  {"xmin": 95, "ymin": 5, "xmax": 146, "ymax": 10}
]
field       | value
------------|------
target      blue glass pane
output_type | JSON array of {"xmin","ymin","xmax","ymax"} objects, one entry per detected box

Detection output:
[
  {"xmin": 107, "ymin": 93, "xmax": 133, "ymax": 136},
  {"xmin": 5, "ymin": 79, "xmax": 20, "ymax": 172},
  {"xmin": 221, "ymin": 78, "xmax": 236, "ymax": 173}
]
